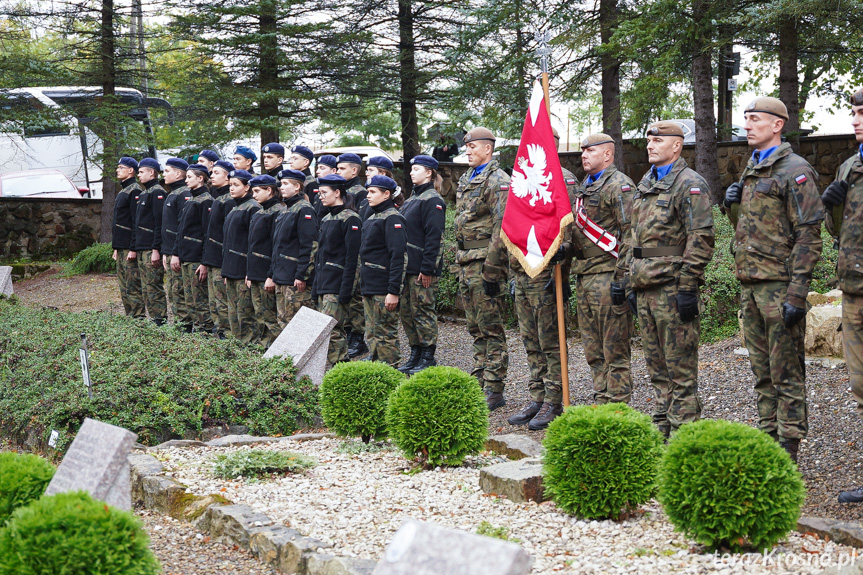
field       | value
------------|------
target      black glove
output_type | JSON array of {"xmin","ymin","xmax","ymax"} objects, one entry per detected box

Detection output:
[
  {"xmin": 550, "ymin": 245, "xmax": 568, "ymax": 264},
  {"xmin": 611, "ymin": 282, "xmax": 626, "ymax": 306},
  {"xmin": 781, "ymin": 302, "xmax": 807, "ymax": 328},
  {"xmin": 627, "ymin": 291, "xmax": 637, "ymax": 315},
  {"xmin": 723, "ymin": 182, "xmax": 742, "ymax": 208},
  {"xmin": 482, "ymin": 279, "xmax": 500, "ymax": 297},
  {"xmin": 677, "ymin": 289, "xmax": 699, "ymax": 322},
  {"xmin": 821, "ymin": 180, "xmax": 849, "ymax": 208},
  {"xmin": 509, "ymin": 278, "xmax": 516, "ymax": 300}
]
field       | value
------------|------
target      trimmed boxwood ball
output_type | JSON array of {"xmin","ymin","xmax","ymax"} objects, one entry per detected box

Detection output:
[
  {"xmin": 385, "ymin": 366, "xmax": 488, "ymax": 467},
  {"xmin": 0, "ymin": 452, "xmax": 55, "ymax": 526},
  {"xmin": 320, "ymin": 361, "xmax": 405, "ymax": 443},
  {"xmin": 0, "ymin": 491, "xmax": 161, "ymax": 575},
  {"xmin": 658, "ymin": 419, "xmax": 806, "ymax": 552},
  {"xmin": 542, "ymin": 403, "xmax": 664, "ymax": 519}
]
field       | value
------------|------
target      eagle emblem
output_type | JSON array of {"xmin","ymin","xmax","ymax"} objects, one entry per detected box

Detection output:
[{"xmin": 511, "ymin": 144, "xmax": 553, "ymax": 207}]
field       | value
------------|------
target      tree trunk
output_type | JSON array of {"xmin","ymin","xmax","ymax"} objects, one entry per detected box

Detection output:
[
  {"xmin": 513, "ymin": 0, "xmax": 528, "ymax": 116},
  {"xmin": 691, "ymin": 10, "xmax": 721, "ymax": 205},
  {"xmin": 599, "ymin": 0, "xmax": 623, "ymax": 169},
  {"xmin": 99, "ymin": 0, "xmax": 117, "ymax": 243},
  {"xmin": 258, "ymin": 0, "xmax": 279, "ymax": 145},
  {"xmin": 778, "ymin": 15, "xmax": 800, "ymax": 150},
  {"xmin": 397, "ymin": 0, "xmax": 420, "ymax": 188}
]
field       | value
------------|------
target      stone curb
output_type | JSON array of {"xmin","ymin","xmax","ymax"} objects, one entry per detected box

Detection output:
[
  {"xmin": 129, "ymin": 436, "xmax": 375, "ymax": 575},
  {"xmin": 798, "ymin": 516, "xmax": 863, "ymax": 548}
]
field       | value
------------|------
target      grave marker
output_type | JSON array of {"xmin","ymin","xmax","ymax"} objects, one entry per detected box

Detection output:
[
  {"xmin": 264, "ymin": 306, "xmax": 336, "ymax": 386},
  {"xmin": 0, "ymin": 266, "xmax": 12, "ymax": 296}
]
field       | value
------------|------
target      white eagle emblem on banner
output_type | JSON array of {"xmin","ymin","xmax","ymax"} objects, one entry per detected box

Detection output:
[{"xmin": 511, "ymin": 144, "xmax": 553, "ymax": 207}]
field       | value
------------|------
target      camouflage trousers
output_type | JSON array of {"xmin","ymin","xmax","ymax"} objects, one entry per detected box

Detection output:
[
  {"xmin": 276, "ymin": 284, "xmax": 314, "ymax": 329},
  {"xmin": 514, "ymin": 270, "xmax": 563, "ymax": 404},
  {"xmin": 577, "ymin": 271, "xmax": 633, "ymax": 404},
  {"xmin": 165, "ymin": 260, "xmax": 187, "ymax": 327},
  {"xmin": 249, "ymin": 281, "xmax": 279, "ymax": 347},
  {"xmin": 116, "ymin": 250, "xmax": 145, "ymax": 318},
  {"xmin": 459, "ymin": 260, "xmax": 508, "ymax": 391},
  {"xmin": 207, "ymin": 267, "xmax": 229, "ymax": 334},
  {"xmin": 225, "ymin": 278, "xmax": 257, "ymax": 345},
  {"xmin": 348, "ymin": 264, "xmax": 365, "ymax": 336},
  {"xmin": 318, "ymin": 294, "xmax": 349, "ymax": 364},
  {"xmin": 637, "ymin": 282, "xmax": 702, "ymax": 435},
  {"xmin": 181, "ymin": 262, "xmax": 213, "ymax": 332},
  {"xmin": 843, "ymin": 293, "xmax": 863, "ymax": 421},
  {"xmin": 136, "ymin": 250, "xmax": 166, "ymax": 322},
  {"xmin": 400, "ymin": 274, "xmax": 439, "ymax": 347},
  {"xmin": 364, "ymin": 295, "xmax": 401, "ymax": 367},
  {"xmin": 741, "ymin": 281, "xmax": 808, "ymax": 440}
]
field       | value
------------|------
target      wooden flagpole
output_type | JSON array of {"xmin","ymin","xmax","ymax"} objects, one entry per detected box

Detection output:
[{"xmin": 536, "ymin": 31, "xmax": 570, "ymax": 407}]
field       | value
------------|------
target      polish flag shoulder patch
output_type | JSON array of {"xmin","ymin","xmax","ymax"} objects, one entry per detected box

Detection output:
[
  {"xmin": 500, "ymin": 184, "xmax": 510, "ymax": 191},
  {"xmin": 621, "ymin": 185, "xmax": 632, "ymax": 192},
  {"xmin": 690, "ymin": 187, "xmax": 701, "ymax": 195},
  {"xmin": 795, "ymin": 174, "xmax": 808, "ymax": 185},
  {"xmin": 435, "ymin": 204, "xmax": 443, "ymax": 210},
  {"xmin": 157, "ymin": 195, "xmax": 164, "ymax": 199},
  {"xmin": 184, "ymin": 197, "xmax": 191, "ymax": 200},
  {"xmin": 565, "ymin": 178, "xmax": 576, "ymax": 185},
  {"xmin": 304, "ymin": 214, "xmax": 312, "ymax": 219},
  {"xmin": 208, "ymin": 207, "xmax": 212, "ymax": 211},
  {"xmin": 394, "ymin": 224, "xmax": 402, "ymax": 228},
  {"xmin": 351, "ymin": 225, "xmax": 359, "ymax": 230}
]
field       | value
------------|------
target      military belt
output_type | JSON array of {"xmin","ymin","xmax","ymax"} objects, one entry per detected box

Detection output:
[
  {"xmin": 208, "ymin": 238, "xmax": 223, "ymax": 246},
  {"xmin": 138, "ymin": 226, "xmax": 153, "ymax": 233},
  {"xmin": 632, "ymin": 246, "xmax": 685, "ymax": 258},
  {"xmin": 364, "ymin": 261, "xmax": 387, "ymax": 270},
  {"xmin": 183, "ymin": 236, "xmax": 203, "ymax": 243},
  {"xmin": 457, "ymin": 238, "xmax": 489, "ymax": 250},
  {"xmin": 252, "ymin": 252, "xmax": 271, "ymax": 260},
  {"xmin": 115, "ymin": 224, "xmax": 132, "ymax": 231},
  {"xmin": 573, "ymin": 245, "xmax": 606, "ymax": 259},
  {"xmin": 228, "ymin": 249, "xmax": 247, "ymax": 257},
  {"xmin": 279, "ymin": 254, "xmax": 299, "ymax": 262}
]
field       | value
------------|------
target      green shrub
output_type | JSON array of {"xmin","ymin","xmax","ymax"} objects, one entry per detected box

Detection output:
[
  {"xmin": 0, "ymin": 298, "xmax": 319, "ymax": 449},
  {"xmin": 542, "ymin": 403, "xmax": 664, "ymax": 519},
  {"xmin": 320, "ymin": 362, "xmax": 405, "ymax": 443},
  {"xmin": 0, "ymin": 452, "xmax": 55, "ymax": 526},
  {"xmin": 385, "ymin": 366, "xmax": 487, "ymax": 467},
  {"xmin": 213, "ymin": 449, "xmax": 316, "ymax": 479},
  {"xmin": 658, "ymin": 419, "xmax": 805, "ymax": 552},
  {"xmin": 0, "ymin": 491, "xmax": 160, "ymax": 575},
  {"xmin": 63, "ymin": 243, "xmax": 115, "ymax": 276}
]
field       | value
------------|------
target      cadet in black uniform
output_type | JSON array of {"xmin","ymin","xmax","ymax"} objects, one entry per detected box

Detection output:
[
  {"xmin": 261, "ymin": 143, "xmax": 285, "ymax": 178},
  {"xmin": 174, "ymin": 163, "xmax": 214, "ymax": 333},
  {"xmin": 309, "ymin": 154, "xmax": 338, "ymax": 216},
  {"xmin": 246, "ymin": 175, "xmax": 284, "ymax": 346},
  {"xmin": 358, "ymin": 155, "xmax": 401, "ymax": 219},
  {"xmin": 221, "ymin": 169, "xmax": 260, "ymax": 344},
  {"xmin": 337, "ymin": 153, "xmax": 370, "ymax": 358},
  {"xmin": 289, "ymin": 145, "xmax": 316, "ymax": 191},
  {"xmin": 360, "ymin": 175, "xmax": 408, "ymax": 366},
  {"xmin": 397, "ymin": 155, "xmax": 447, "ymax": 374},
  {"xmin": 198, "ymin": 149, "xmax": 219, "ymax": 172},
  {"xmin": 132, "ymin": 157, "xmax": 168, "ymax": 325},
  {"xmin": 313, "ymin": 174, "xmax": 362, "ymax": 364},
  {"xmin": 113, "ymin": 156, "xmax": 145, "ymax": 319},
  {"xmin": 159, "ymin": 158, "xmax": 191, "ymax": 325},
  {"xmin": 202, "ymin": 160, "xmax": 235, "ymax": 338},
  {"xmin": 233, "ymin": 146, "xmax": 257, "ymax": 173}
]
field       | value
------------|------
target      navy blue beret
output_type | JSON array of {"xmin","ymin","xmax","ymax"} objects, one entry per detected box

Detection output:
[
  {"xmin": 292, "ymin": 145, "xmax": 314, "ymax": 161},
  {"xmin": 317, "ymin": 154, "xmax": 338, "ymax": 169},
  {"xmin": 138, "ymin": 158, "xmax": 161, "ymax": 171},
  {"xmin": 278, "ymin": 169, "xmax": 307, "ymax": 183},
  {"xmin": 234, "ymin": 146, "xmax": 257, "ymax": 162},
  {"xmin": 410, "ymin": 154, "xmax": 439, "ymax": 170},
  {"xmin": 249, "ymin": 174, "xmax": 279, "ymax": 188},
  {"xmin": 118, "ymin": 157, "xmax": 138, "ymax": 170},
  {"xmin": 166, "ymin": 158, "xmax": 189, "ymax": 171},
  {"xmin": 367, "ymin": 175, "xmax": 397, "ymax": 192},
  {"xmin": 229, "ymin": 169, "xmax": 252, "ymax": 182},
  {"xmin": 262, "ymin": 142, "xmax": 285, "ymax": 156},
  {"xmin": 199, "ymin": 149, "xmax": 219, "ymax": 162},
  {"xmin": 337, "ymin": 153, "xmax": 362, "ymax": 166},
  {"xmin": 188, "ymin": 163, "xmax": 210, "ymax": 176},
  {"xmin": 213, "ymin": 160, "xmax": 234, "ymax": 174},
  {"xmin": 367, "ymin": 155, "xmax": 393, "ymax": 171},
  {"xmin": 317, "ymin": 174, "xmax": 347, "ymax": 189}
]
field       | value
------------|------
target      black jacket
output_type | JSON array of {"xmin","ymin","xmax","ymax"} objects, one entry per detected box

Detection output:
[
  {"xmin": 112, "ymin": 178, "xmax": 142, "ymax": 250},
  {"xmin": 313, "ymin": 205, "xmax": 361, "ymax": 302},
  {"xmin": 221, "ymin": 193, "xmax": 260, "ymax": 280},
  {"xmin": 176, "ymin": 186, "xmax": 214, "ymax": 263},
  {"xmin": 270, "ymin": 194, "xmax": 318, "ymax": 285},
  {"xmin": 159, "ymin": 182, "xmax": 191, "ymax": 256},
  {"xmin": 400, "ymin": 182, "xmax": 447, "ymax": 276},
  {"xmin": 201, "ymin": 185, "xmax": 233, "ymax": 268},
  {"xmin": 246, "ymin": 196, "xmax": 284, "ymax": 282},
  {"xmin": 360, "ymin": 199, "xmax": 407, "ymax": 296},
  {"xmin": 132, "ymin": 179, "xmax": 167, "ymax": 252}
]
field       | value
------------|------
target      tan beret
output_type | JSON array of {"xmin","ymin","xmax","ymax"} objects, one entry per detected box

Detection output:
[
  {"xmin": 581, "ymin": 133, "xmax": 615, "ymax": 148},
  {"xmin": 744, "ymin": 97, "xmax": 789, "ymax": 120},
  {"xmin": 851, "ymin": 87, "xmax": 863, "ymax": 106},
  {"xmin": 463, "ymin": 127, "xmax": 496, "ymax": 144},
  {"xmin": 646, "ymin": 121, "xmax": 684, "ymax": 138}
]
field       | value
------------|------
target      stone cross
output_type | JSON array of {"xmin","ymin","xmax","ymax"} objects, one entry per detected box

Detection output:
[
  {"xmin": 374, "ymin": 519, "xmax": 533, "ymax": 575},
  {"xmin": 0, "ymin": 266, "xmax": 12, "ymax": 296},
  {"xmin": 44, "ymin": 418, "xmax": 138, "ymax": 510},
  {"xmin": 263, "ymin": 306, "xmax": 336, "ymax": 386}
]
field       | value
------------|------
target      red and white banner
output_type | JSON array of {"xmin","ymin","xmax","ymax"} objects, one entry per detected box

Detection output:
[
  {"xmin": 573, "ymin": 197, "xmax": 619, "ymax": 258},
  {"xmin": 501, "ymin": 80, "xmax": 573, "ymax": 278}
]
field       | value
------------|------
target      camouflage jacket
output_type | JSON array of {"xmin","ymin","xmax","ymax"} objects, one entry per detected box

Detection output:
[
  {"xmin": 618, "ymin": 157, "xmax": 714, "ymax": 291},
  {"xmin": 826, "ymin": 150, "xmax": 863, "ymax": 295},
  {"xmin": 569, "ymin": 165, "xmax": 635, "ymax": 277},
  {"xmin": 455, "ymin": 158, "xmax": 510, "ymax": 282},
  {"xmin": 731, "ymin": 143, "xmax": 823, "ymax": 307}
]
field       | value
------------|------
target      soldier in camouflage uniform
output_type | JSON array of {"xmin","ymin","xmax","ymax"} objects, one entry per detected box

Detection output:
[
  {"xmin": 455, "ymin": 127, "xmax": 510, "ymax": 410},
  {"xmin": 826, "ymin": 88, "xmax": 863, "ymax": 501},
  {"xmin": 201, "ymin": 160, "xmax": 235, "ymax": 337},
  {"xmin": 571, "ymin": 134, "xmax": 636, "ymax": 405},
  {"xmin": 159, "ymin": 158, "xmax": 191, "ymax": 325},
  {"xmin": 221, "ymin": 170, "xmax": 260, "ymax": 344},
  {"xmin": 724, "ymin": 97, "xmax": 824, "ymax": 463},
  {"xmin": 616, "ymin": 121, "xmax": 715, "ymax": 437},
  {"xmin": 132, "ymin": 157, "xmax": 168, "ymax": 325},
  {"xmin": 174, "ymin": 163, "xmax": 214, "ymax": 333},
  {"xmin": 112, "ymin": 157, "xmax": 145, "ymax": 318}
]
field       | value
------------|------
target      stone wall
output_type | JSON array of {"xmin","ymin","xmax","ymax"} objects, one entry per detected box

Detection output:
[{"xmin": 0, "ymin": 198, "xmax": 102, "ymax": 260}]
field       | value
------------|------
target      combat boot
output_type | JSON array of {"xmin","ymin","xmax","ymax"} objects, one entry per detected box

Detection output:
[
  {"xmin": 398, "ymin": 346, "xmax": 421, "ymax": 373},
  {"xmin": 508, "ymin": 401, "xmax": 543, "ymax": 426},
  {"xmin": 780, "ymin": 438, "xmax": 800, "ymax": 464},
  {"xmin": 528, "ymin": 402, "xmax": 563, "ymax": 430},
  {"xmin": 408, "ymin": 345, "xmax": 437, "ymax": 375},
  {"xmin": 348, "ymin": 332, "xmax": 369, "ymax": 358},
  {"xmin": 839, "ymin": 487, "xmax": 863, "ymax": 503},
  {"xmin": 484, "ymin": 389, "xmax": 506, "ymax": 411}
]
